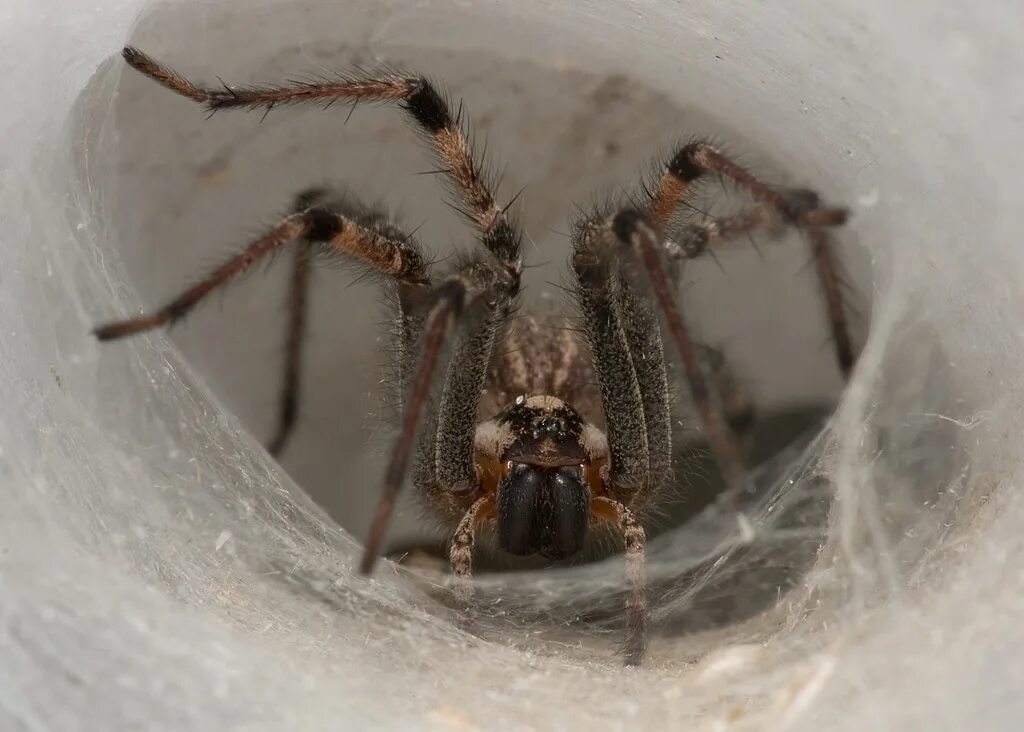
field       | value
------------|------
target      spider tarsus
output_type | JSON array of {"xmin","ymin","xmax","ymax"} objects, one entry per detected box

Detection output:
[
  {"xmin": 807, "ymin": 226, "xmax": 855, "ymax": 378},
  {"xmin": 270, "ymin": 242, "xmax": 312, "ymax": 461},
  {"xmin": 266, "ymin": 433, "xmax": 288, "ymax": 458},
  {"xmin": 93, "ymin": 319, "xmax": 154, "ymax": 341},
  {"xmin": 359, "ymin": 548, "xmax": 380, "ymax": 575},
  {"xmin": 623, "ymin": 620, "xmax": 648, "ymax": 667},
  {"xmin": 778, "ymin": 187, "xmax": 821, "ymax": 216},
  {"xmin": 803, "ymin": 206, "xmax": 850, "ymax": 227},
  {"xmin": 122, "ymin": 45, "xmax": 211, "ymax": 104},
  {"xmin": 121, "ymin": 45, "xmax": 146, "ymax": 67}
]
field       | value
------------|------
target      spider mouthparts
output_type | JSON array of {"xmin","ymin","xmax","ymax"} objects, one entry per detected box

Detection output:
[{"xmin": 496, "ymin": 462, "xmax": 589, "ymax": 559}]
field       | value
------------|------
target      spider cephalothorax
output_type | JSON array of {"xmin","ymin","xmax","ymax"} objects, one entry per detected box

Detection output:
[
  {"xmin": 472, "ymin": 395, "xmax": 607, "ymax": 559},
  {"xmin": 96, "ymin": 46, "xmax": 855, "ymax": 665}
]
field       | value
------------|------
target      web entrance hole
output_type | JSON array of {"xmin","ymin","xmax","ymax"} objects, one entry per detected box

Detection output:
[
  {"xmin": 78, "ymin": 0, "xmax": 890, "ymax": 665},
  {"xmin": 71, "ymin": 0, "xmax": 989, "ymax": 685}
]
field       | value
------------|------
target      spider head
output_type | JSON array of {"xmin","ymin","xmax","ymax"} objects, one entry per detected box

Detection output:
[{"xmin": 474, "ymin": 395, "xmax": 608, "ymax": 559}]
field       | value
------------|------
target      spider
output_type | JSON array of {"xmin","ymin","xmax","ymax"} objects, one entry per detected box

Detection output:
[{"xmin": 95, "ymin": 46, "xmax": 853, "ymax": 666}]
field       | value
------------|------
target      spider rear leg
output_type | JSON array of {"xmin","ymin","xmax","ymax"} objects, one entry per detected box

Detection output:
[
  {"xmin": 807, "ymin": 226, "xmax": 855, "ymax": 378},
  {"xmin": 266, "ymin": 245, "xmax": 311, "ymax": 457},
  {"xmin": 648, "ymin": 143, "xmax": 849, "ymax": 232},
  {"xmin": 267, "ymin": 187, "xmax": 330, "ymax": 457},
  {"xmin": 646, "ymin": 141, "xmax": 855, "ymax": 378},
  {"xmin": 610, "ymin": 210, "xmax": 748, "ymax": 493}
]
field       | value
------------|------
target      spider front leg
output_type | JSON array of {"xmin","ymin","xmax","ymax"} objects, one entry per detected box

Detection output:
[
  {"xmin": 572, "ymin": 217, "xmax": 673, "ymax": 665},
  {"xmin": 361, "ymin": 257, "xmax": 517, "ymax": 574}
]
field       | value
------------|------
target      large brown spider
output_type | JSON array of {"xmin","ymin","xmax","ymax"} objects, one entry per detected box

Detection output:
[{"xmin": 95, "ymin": 46, "xmax": 853, "ymax": 665}]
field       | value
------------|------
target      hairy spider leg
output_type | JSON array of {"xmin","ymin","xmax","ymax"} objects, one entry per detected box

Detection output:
[
  {"xmin": 570, "ymin": 213, "xmax": 679, "ymax": 664},
  {"xmin": 646, "ymin": 141, "xmax": 853, "ymax": 377},
  {"xmin": 94, "ymin": 214, "xmax": 309, "ymax": 340},
  {"xmin": 614, "ymin": 210, "xmax": 746, "ymax": 495},
  {"xmin": 120, "ymin": 46, "xmax": 523, "ymax": 282},
  {"xmin": 362, "ymin": 261, "xmax": 511, "ymax": 575},
  {"xmin": 94, "ymin": 192, "xmax": 431, "ymax": 452}
]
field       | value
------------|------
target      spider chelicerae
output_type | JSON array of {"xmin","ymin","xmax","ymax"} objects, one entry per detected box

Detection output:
[{"xmin": 96, "ymin": 46, "xmax": 854, "ymax": 665}]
